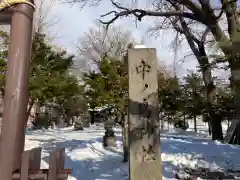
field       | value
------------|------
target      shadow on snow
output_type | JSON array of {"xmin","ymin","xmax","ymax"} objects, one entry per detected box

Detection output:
[{"xmin": 26, "ymin": 127, "xmax": 240, "ymax": 180}]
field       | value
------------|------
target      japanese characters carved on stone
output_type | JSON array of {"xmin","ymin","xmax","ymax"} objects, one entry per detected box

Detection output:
[{"xmin": 136, "ymin": 59, "xmax": 151, "ymax": 80}]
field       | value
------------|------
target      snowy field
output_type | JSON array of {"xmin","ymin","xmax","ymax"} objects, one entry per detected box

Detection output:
[{"xmin": 24, "ymin": 121, "xmax": 240, "ymax": 180}]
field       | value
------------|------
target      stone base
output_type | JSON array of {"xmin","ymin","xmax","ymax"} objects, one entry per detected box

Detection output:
[
  {"xmin": 103, "ymin": 135, "xmax": 117, "ymax": 147},
  {"xmin": 74, "ymin": 125, "xmax": 84, "ymax": 131},
  {"xmin": 83, "ymin": 123, "xmax": 90, "ymax": 128}
]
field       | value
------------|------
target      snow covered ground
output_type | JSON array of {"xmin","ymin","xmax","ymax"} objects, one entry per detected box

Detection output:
[{"xmin": 25, "ymin": 122, "xmax": 240, "ymax": 180}]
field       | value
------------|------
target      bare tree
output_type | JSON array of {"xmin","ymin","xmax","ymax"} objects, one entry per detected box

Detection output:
[
  {"xmin": 76, "ymin": 23, "xmax": 137, "ymax": 63},
  {"xmin": 33, "ymin": 0, "xmax": 60, "ymax": 39},
  {"xmin": 149, "ymin": 9, "xmax": 224, "ymax": 139}
]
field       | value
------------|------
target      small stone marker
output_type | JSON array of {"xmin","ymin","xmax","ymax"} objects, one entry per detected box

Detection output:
[
  {"xmin": 74, "ymin": 116, "xmax": 84, "ymax": 130},
  {"xmin": 128, "ymin": 48, "xmax": 162, "ymax": 180}
]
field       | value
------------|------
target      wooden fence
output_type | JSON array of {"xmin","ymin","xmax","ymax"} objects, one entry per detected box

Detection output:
[{"xmin": 12, "ymin": 147, "xmax": 72, "ymax": 180}]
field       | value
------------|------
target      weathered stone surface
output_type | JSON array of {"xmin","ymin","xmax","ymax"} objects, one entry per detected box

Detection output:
[
  {"xmin": 103, "ymin": 135, "xmax": 116, "ymax": 147},
  {"xmin": 82, "ymin": 115, "xmax": 90, "ymax": 127},
  {"xmin": 74, "ymin": 116, "xmax": 84, "ymax": 130},
  {"xmin": 103, "ymin": 117, "xmax": 116, "ymax": 147},
  {"xmin": 74, "ymin": 114, "xmax": 90, "ymax": 130},
  {"xmin": 58, "ymin": 116, "xmax": 65, "ymax": 128},
  {"xmin": 128, "ymin": 48, "xmax": 162, "ymax": 180}
]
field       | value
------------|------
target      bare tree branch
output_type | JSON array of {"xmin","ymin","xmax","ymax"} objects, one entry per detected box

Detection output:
[
  {"xmin": 33, "ymin": 0, "xmax": 61, "ymax": 40},
  {"xmin": 60, "ymin": 0, "xmax": 101, "ymax": 8},
  {"xmin": 75, "ymin": 23, "xmax": 138, "ymax": 71},
  {"xmin": 98, "ymin": 0, "xmax": 201, "ymax": 28}
]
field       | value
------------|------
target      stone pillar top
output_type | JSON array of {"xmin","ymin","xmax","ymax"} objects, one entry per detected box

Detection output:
[{"xmin": 134, "ymin": 45, "xmax": 147, "ymax": 49}]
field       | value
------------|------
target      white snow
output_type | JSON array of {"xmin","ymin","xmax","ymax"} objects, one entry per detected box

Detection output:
[
  {"xmin": 134, "ymin": 45, "xmax": 147, "ymax": 49},
  {"xmin": 25, "ymin": 123, "xmax": 240, "ymax": 180}
]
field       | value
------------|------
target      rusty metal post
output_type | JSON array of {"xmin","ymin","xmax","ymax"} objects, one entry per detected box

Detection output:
[{"xmin": 0, "ymin": 1, "xmax": 34, "ymax": 179}]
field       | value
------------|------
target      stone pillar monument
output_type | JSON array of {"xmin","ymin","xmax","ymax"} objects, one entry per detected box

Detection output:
[{"xmin": 128, "ymin": 48, "xmax": 162, "ymax": 180}]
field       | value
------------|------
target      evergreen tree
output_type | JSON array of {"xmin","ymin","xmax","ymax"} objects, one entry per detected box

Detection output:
[
  {"xmin": 183, "ymin": 72, "xmax": 205, "ymax": 132},
  {"xmin": 83, "ymin": 57, "xmax": 128, "ymax": 117},
  {"xmin": 0, "ymin": 32, "xmax": 85, "ymax": 128},
  {"xmin": 159, "ymin": 76, "xmax": 183, "ymax": 125}
]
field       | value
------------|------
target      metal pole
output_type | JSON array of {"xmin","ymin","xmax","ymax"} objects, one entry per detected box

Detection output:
[{"xmin": 0, "ymin": 2, "xmax": 34, "ymax": 179}]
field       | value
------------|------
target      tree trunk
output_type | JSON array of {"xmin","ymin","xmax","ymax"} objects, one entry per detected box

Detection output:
[
  {"xmin": 193, "ymin": 110, "xmax": 197, "ymax": 133},
  {"xmin": 207, "ymin": 9, "xmax": 240, "ymax": 143},
  {"xmin": 223, "ymin": 38, "xmax": 240, "ymax": 144},
  {"xmin": 160, "ymin": 111, "xmax": 164, "ymax": 130},
  {"xmin": 179, "ymin": 18, "xmax": 223, "ymax": 141},
  {"xmin": 25, "ymin": 100, "xmax": 34, "ymax": 128},
  {"xmin": 198, "ymin": 45, "xmax": 223, "ymax": 140},
  {"xmin": 193, "ymin": 86, "xmax": 197, "ymax": 133},
  {"xmin": 90, "ymin": 111, "xmax": 95, "ymax": 125},
  {"xmin": 122, "ymin": 113, "xmax": 128, "ymax": 162},
  {"xmin": 208, "ymin": 120, "xmax": 212, "ymax": 135},
  {"xmin": 210, "ymin": 112, "xmax": 223, "ymax": 140},
  {"xmin": 167, "ymin": 114, "xmax": 169, "ymax": 129},
  {"xmin": 183, "ymin": 112, "xmax": 186, "ymax": 127}
]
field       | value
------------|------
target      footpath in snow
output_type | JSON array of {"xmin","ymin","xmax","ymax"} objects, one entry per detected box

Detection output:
[{"xmin": 25, "ymin": 124, "xmax": 240, "ymax": 180}]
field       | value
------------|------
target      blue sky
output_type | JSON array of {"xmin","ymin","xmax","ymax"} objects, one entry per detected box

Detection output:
[{"xmin": 50, "ymin": 1, "xmax": 199, "ymax": 77}]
